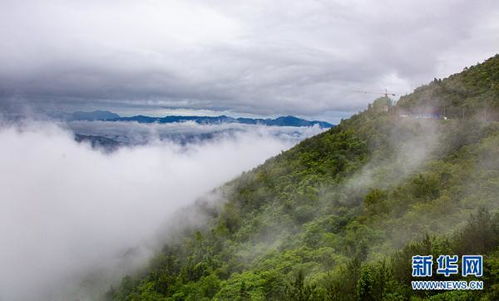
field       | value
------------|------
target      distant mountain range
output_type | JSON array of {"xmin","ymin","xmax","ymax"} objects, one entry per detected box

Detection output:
[
  {"xmin": 64, "ymin": 110, "xmax": 333, "ymax": 128},
  {"xmin": 71, "ymin": 110, "xmax": 120, "ymax": 121}
]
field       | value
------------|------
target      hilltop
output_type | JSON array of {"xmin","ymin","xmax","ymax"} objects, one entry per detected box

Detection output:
[{"xmin": 108, "ymin": 55, "xmax": 499, "ymax": 300}]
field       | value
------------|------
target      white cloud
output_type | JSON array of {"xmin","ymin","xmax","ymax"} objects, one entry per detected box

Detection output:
[{"xmin": 0, "ymin": 121, "xmax": 296, "ymax": 301}]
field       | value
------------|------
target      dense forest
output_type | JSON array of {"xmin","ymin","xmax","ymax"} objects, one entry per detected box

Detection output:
[{"xmin": 107, "ymin": 55, "xmax": 499, "ymax": 300}]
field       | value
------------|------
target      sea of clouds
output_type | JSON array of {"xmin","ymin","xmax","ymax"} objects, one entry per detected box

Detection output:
[{"xmin": 0, "ymin": 120, "xmax": 323, "ymax": 300}]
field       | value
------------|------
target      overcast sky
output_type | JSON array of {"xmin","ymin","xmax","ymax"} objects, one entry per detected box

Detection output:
[{"xmin": 1, "ymin": 0, "xmax": 498, "ymax": 122}]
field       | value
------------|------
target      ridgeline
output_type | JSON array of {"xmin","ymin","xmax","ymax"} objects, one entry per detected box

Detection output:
[{"xmin": 108, "ymin": 55, "xmax": 499, "ymax": 300}]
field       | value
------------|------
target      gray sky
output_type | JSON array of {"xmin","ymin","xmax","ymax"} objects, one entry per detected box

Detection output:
[{"xmin": 1, "ymin": 0, "xmax": 498, "ymax": 122}]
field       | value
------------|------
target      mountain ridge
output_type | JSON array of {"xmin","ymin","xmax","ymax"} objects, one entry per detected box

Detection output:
[{"xmin": 108, "ymin": 55, "xmax": 499, "ymax": 300}]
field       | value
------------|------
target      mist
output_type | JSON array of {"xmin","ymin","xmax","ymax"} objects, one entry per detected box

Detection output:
[
  {"xmin": 0, "ymin": 120, "xmax": 299, "ymax": 301},
  {"xmin": 343, "ymin": 118, "xmax": 443, "ymax": 195}
]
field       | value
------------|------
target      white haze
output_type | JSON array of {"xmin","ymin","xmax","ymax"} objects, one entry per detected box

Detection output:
[
  {"xmin": 343, "ymin": 119, "xmax": 442, "ymax": 194},
  {"xmin": 0, "ymin": 121, "xmax": 305, "ymax": 301}
]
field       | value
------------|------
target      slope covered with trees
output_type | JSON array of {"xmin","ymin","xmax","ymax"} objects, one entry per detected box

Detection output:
[{"xmin": 107, "ymin": 55, "xmax": 499, "ymax": 300}]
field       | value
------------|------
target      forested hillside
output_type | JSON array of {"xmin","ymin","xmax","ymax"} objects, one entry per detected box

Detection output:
[{"xmin": 108, "ymin": 55, "xmax": 499, "ymax": 300}]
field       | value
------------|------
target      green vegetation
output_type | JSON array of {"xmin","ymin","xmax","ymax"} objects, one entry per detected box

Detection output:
[
  {"xmin": 107, "ymin": 55, "xmax": 499, "ymax": 300},
  {"xmin": 397, "ymin": 55, "xmax": 499, "ymax": 120}
]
